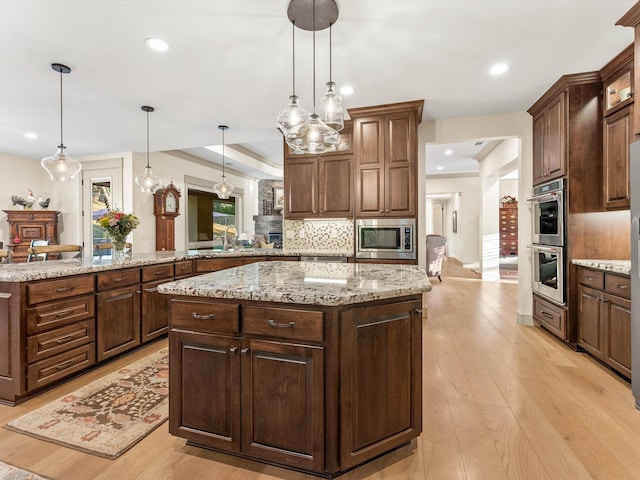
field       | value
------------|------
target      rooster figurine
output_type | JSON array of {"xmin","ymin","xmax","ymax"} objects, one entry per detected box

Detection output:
[
  {"xmin": 37, "ymin": 196, "xmax": 50, "ymax": 209},
  {"xmin": 11, "ymin": 190, "xmax": 35, "ymax": 209}
]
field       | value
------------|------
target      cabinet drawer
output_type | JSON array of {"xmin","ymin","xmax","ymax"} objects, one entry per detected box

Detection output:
[
  {"xmin": 141, "ymin": 263, "xmax": 174, "ymax": 283},
  {"xmin": 196, "ymin": 257, "xmax": 267, "ymax": 273},
  {"xmin": 27, "ymin": 343, "xmax": 96, "ymax": 391},
  {"xmin": 174, "ymin": 260, "xmax": 194, "ymax": 277},
  {"xmin": 534, "ymin": 295, "xmax": 566, "ymax": 338},
  {"xmin": 97, "ymin": 268, "xmax": 140, "ymax": 291},
  {"xmin": 578, "ymin": 269, "xmax": 604, "ymax": 289},
  {"xmin": 170, "ymin": 300, "xmax": 239, "ymax": 334},
  {"xmin": 27, "ymin": 275, "xmax": 95, "ymax": 306},
  {"xmin": 27, "ymin": 294, "xmax": 95, "ymax": 334},
  {"xmin": 27, "ymin": 320, "xmax": 95, "ymax": 363},
  {"xmin": 605, "ymin": 274, "xmax": 631, "ymax": 299},
  {"xmin": 243, "ymin": 306, "xmax": 324, "ymax": 342}
]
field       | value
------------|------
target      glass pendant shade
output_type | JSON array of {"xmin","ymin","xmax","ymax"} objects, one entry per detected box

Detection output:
[
  {"xmin": 213, "ymin": 125, "xmax": 234, "ymax": 199},
  {"xmin": 135, "ymin": 166, "xmax": 161, "ymax": 193},
  {"xmin": 319, "ymin": 81, "xmax": 344, "ymax": 131},
  {"xmin": 285, "ymin": 113, "xmax": 340, "ymax": 154},
  {"xmin": 277, "ymin": 95, "xmax": 310, "ymax": 133},
  {"xmin": 213, "ymin": 176, "xmax": 234, "ymax": 200},
  {"xmin": 41, "ymin": 146, "xmax": 82, "ymax": 181}
]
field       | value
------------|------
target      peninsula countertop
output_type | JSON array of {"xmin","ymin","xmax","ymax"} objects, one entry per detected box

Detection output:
[
  {"xmin": 0, "ymin": 248, "xmax": 353, "ymax": 282},
  {"xmin": 158, "ymin": 261, "xmax": 432, "ymax": 306},
  {"xmin": 571, "ymin": 259, "xmax": 631, "ymax": 276}
]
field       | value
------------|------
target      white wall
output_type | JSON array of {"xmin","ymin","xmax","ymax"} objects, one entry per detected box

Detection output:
[
  {"xmin": 420, "ymin": 111, "xmax": 533, "ymax": 326},
  {"xmin": 499, "ymin": 178, "xmax": 518, "ymax": 202}
]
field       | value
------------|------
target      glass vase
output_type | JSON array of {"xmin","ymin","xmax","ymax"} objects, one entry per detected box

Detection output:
[{"xmin": 112, "ymin": 238, "xmax": 127, "ymax": 263}]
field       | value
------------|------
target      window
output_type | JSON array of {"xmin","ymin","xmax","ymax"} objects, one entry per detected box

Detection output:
[{"xmin": 187, "ymin": 188, "xmax": 238, "ymax": 250}]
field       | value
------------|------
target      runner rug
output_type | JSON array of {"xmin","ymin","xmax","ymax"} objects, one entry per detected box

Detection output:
[
  {"xmin": 5, "ymin": 348, "xmax": 168, "ymax": 459},
  {"xmin": 0, "ymin": 461, "xmax": 50, "ymax": 480}
]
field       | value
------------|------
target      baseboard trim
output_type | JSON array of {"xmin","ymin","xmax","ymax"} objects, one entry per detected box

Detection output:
[{"xmin": 517, "ymin": 311, "xmax": 534, "ymax": 326}]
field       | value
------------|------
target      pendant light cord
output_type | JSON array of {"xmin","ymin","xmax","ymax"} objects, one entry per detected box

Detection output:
[
  {"xmin": 292, "ymin": 21, "xmax": 296, "ymax": 96},
  {"xmin": 312, "ymin": 0, "xmax": 316, "ymax": 113},
  {"xmin": 146, "ymin": 110, "xmax": 150, "ymax": 169},
  {"xmin": 329, "ymin": 23, "xmax": 333, "ymax": 83},
  {"xmin": 59, "ymin": 69, "xmax": 64, "ymax": 148},
  {"xmin": 221, "ymin": 128, "xmax": 226, "ymax": 178}
]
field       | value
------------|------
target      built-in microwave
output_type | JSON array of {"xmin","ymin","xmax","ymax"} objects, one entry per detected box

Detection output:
[{"xmin": 355, "ymin": 218, "xmax": 415, "ymax": 260}]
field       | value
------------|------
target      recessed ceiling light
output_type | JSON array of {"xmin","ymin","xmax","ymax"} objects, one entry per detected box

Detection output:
[
  {"xmin": 145, "ymin": 38, "xmax": 169, "ymax": 52},
  {"xmin": 444, "ymin": 149, "xmax": 453, "ymax": 155},
  {"xmin": 436, "ymin": 166, "xmax": 444, "ymax": 171},
  {"xmin": 340, "ymin": 85, "xmax": 354, "ymax": 95},
  {"xmin": 24, "ymin": 132, "xmax": 38, "ymax": 139},
  {"xmin": 489, "ymin": 62, "xmax": 510, "ymax": 76}
]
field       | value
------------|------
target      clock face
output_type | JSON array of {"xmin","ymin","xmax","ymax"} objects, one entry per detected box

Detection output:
[{"xmin": 166, "ymin": 192, "xmax": 177, "ymax": 213}]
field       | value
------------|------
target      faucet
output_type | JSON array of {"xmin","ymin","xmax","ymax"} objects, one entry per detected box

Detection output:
[{"xmin": 223, "ymin": 225, "xmax": 237, "ymax": 250}]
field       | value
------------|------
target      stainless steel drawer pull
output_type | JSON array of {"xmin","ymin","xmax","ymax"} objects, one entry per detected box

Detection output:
[
  {"xmin": 415, "ymin": 309, "xmax": 423, "ymax": 315},
  {"xmin": 586, "ymin": 276, "xmax": 594, "ymax": 280},
  {"xmin": 54, "ymin": 286, "xmax": 75, "ymax": 293},
  {"xmin": 241, "ymin": 348, "xmax": 249, "ymax": 356},
  {"xmin": 153, "ymin": 271, "xmax": 164, "ymax": 276},
  {"xmin": 113, "ymin": 277, "xmax": 127, "ymax": 283},
  {"xmin": 229, "ymin": 347, "xmax": 237, "ymax": 354},
  {"xmin": 105, "ymin": 292, "xmax": 134, "ymax": 303},
  {"xmin": 616, "ymin": 284, "xmax": 629, "ymax": 289},
  {"xmin": 55, "ymin": 335, "xmax": 75, "ymax": 344},
  {"xmin": 540, "ymin": 310, "xmax": 553, "ymax": 319},
  {"xmin": 192, "ymin": 312, "xmax": 215, "ymax": 320},
  {"xmin": 268, "ymin": 319, "xmax": 295, "ymax": 328},
  {"xmin": 144, "ymin": 287, "xmax": 159, "ymax": 293},
  {"xmin": 55, "ymin": 309, "xmax": 75, "ymax": 318}
]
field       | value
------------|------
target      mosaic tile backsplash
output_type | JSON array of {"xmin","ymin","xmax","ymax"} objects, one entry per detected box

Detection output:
[{"xmin": 283, "ymin": 219, "xmax": 353, "ymax": 253}]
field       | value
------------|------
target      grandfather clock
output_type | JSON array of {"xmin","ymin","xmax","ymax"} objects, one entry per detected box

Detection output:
[{"xmin": 153, "ymin": 182, "xmax": 180, "ymax": 251}]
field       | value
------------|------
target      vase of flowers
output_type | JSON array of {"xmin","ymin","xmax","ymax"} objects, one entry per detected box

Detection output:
[{"xmin": 97, "ymin": 204, "xmax": 140, "ymax": 262}]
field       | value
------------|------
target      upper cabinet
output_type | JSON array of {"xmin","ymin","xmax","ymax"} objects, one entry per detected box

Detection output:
[
  {"xmin": 600, "ymin": 44, "xmax": 634, "ymax": 210},
  {"xmin": 348, "ymin": 100, "xmax": 423, "ymax": 218},
  {"xmin": 283, "ymin": 121, "xmax": 353, "ymax": 219},
  {"xmin": 617, "ymin": 5, "xmax": 640, "ymax": 138},
  {"xmin": 528, "ymin": 73, "xmax": 602, "ymax": 209}
]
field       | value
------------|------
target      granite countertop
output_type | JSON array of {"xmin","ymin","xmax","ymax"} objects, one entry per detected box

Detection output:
[
  {"xmin": 158, "ymin": 261, "xmax": 432, "ymax": 306},
  {"xmin": 0, "ymin": 248, "xmax": 354, "ymax": 282},
  {"xmin": 572, "ymin": 259, "xmax": 631, "ymax": 276}
]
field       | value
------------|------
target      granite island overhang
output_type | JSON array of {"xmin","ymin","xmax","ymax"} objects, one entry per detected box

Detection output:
[{"xmin": 158, "ymin": 261, "xmax": 431, "ymax": 478}]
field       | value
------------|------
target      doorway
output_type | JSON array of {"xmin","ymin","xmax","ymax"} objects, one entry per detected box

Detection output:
[{"xmin": 82, "ymin": 166, "xmax": 122, "ymax": 258}]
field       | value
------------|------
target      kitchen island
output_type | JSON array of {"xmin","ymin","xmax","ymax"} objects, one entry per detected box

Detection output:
[
  {"xmin": 0, "ymin": 249, "xmax": 353, "ymax": 405},
  {"xmin": 158, "ymin": 261, "xmax": 431, "ymax": 478}
]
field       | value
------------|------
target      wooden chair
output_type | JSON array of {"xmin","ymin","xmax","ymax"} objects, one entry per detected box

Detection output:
[
  {"xmin": 94, "ymin": 242, "xmax": 132, "ymax": 260},
  {"xmin": 0, "ymin": 249, "xmax": 11, "ymax": 263},
  {"xmin": 27, "ymin": 244, "xmax": 83, "ymax": 261}
]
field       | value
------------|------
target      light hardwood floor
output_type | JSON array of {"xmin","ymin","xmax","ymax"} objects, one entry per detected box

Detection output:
[{"xmin": 1, "ymin": 259, "xmax": 640, "ymax": 479}]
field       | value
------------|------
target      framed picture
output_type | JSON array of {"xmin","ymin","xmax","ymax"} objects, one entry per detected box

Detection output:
[
  {"xmin": 273, "ymin": 187, "xmax": 284, "ymax": 211},
  {"xmin": 452, "ymin": 210, "xmax": 458, "ymax": 233}
]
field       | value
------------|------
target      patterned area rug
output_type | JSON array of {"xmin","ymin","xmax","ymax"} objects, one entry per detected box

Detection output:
[
  {"xmin": 500, "ymin": 269, "xmax": 519, "ymax": 281},
  {"xmin": 0, "ymin": 461, "xmax": 50, "ymax": 480},
  {"xmin": 5, "ymin": 348, "xmax": 168, "ymax": 459}
]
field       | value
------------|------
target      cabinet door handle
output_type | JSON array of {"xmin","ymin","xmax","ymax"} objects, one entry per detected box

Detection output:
[
  {"xmin": 414, "ymin": 309, "xmax": 423, "ymax": 315},
  {"xmin": 55, "ymin": 309, "xmax": 75, "ymax": 318},
  {"xmin": 616, "ymin": 284, "xmax": 629, "ymax": 290},
  {"xmin": 229, "ymin": 347, "xmax": 237, "ymax": 354},
  {"xmin": 54, "ymin": 334, "xmax": 75, "ymax": 344},
  {"xmin": 54, "ymin": 286, "xmax": 75, "ymax": 293},
  {"xmin": 268, "ymin": 319, "xmax": 295, "ymax": 328},
  {"xmin": 241, "ymin": 348, "xmax": 249, "ymax": 356},
  {"xmin": 192, "ymin": 312, "xmax": 215, "ymax": 320},
  {"xmin": 540, "ymin": 310, "xmax": 553, "ymax": 319}
]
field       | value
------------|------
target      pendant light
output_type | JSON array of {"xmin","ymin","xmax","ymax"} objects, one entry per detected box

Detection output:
[
  {"xmin": 135, "ymin": 106, "xmax": 161, "ymax": 193},
  {"xmin": 213, "ymin": 125, "xmax": 234, "ymax": 199},
  {"xmin": 284, "ymin": 0, "xmax": 340, "ymax": 154},
  {"xmin": 41, "ymin": 63, "xmax": 82, "ymax": 181},
  {"xmin": 318, "ymin": 23, "xmax": 344, "ymax": 131},
  {"xmin": 276, "ymin": 21, "xmax": 309, "ymax": 134}
]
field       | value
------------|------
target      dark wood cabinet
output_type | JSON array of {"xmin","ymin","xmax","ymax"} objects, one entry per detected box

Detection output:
[
  {"xmin": 349, "ymin": 101, "xmax": 423, "ymax": 218},
  {"xmin": 532, "ymin": 93, "xmax": 566, "ymax": 185},
  {"xmin": 533, "ymin": 293, "xmax": 567, "ymax": 339},
  {"xmin": 284, "ymin": 154, "xmax": 353, "ymax": 219},
  {"xmin": 96, "ymin": 269, "xmax": 141, "ymax": 361},
  {"xmin": 603, "ymin": 105, "xmax": 632, "ymax": 209},
  {"xmin": 140, "ymin": 264, "xmax": 174, "ymax": 342},
  {"xmin": 3, "ymin": 210, "xmax": 60, "ymax": 263},
  {"xmin": 577, "ymin": 267, "xmax": 631, "ymax": 379},
  {"xmin": 168, "ymin": 294, "xmax": 423, "ymax": 477}
]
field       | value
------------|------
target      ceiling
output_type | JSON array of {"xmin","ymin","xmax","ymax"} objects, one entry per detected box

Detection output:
[{"xmin": 0, "ymin": 1, "xmax": 636, "ymax": 179}]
